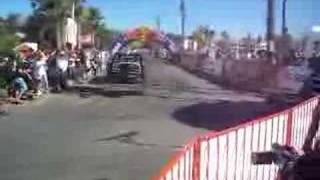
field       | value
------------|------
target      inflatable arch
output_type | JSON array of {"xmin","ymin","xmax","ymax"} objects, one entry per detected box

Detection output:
[{"xmin": 111, "ymin": 27, "xmax": 178, "ymax": 55}]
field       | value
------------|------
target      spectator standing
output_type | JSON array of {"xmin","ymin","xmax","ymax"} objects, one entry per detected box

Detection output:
[
  {"xmin": 53, "ymin": 51, "xmax": 69, "ymax": 92},
  {"xmin": 33, "ymin": 51, "xmax": 49, "ymax": 95},
  {"xmin": 68, "ymin": 52, "xmax": 77, "ymax": 79}
]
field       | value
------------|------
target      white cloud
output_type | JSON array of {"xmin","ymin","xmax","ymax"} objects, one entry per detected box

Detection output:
[{"xmin": 312, "ymin": 25, "xmax": 320, "ymax": 33}]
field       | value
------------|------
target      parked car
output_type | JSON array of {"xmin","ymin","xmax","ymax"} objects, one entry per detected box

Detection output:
[{"xmin": 107, "ymin": 53, "xmax": 144, "ymax": 83}]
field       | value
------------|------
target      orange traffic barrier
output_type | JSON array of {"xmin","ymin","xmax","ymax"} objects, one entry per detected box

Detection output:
[{"xmin": 153, "ymin": 96, "xmax": 319, "ymax": 180}]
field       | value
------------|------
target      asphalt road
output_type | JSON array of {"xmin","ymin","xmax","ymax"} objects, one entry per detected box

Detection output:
[{"xmin": 0, "ymin": 57, "xmax": 275, "ymax": 180}]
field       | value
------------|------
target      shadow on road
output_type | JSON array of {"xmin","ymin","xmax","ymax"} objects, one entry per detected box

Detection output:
[
  {"xmin": 63, "ymin": 76, "xmax": 145, "ymax": 98},
  {"xmin": 89, "ymin": 76, "xmax": 107, "ymax": 84},
  {"xmin": 172, "ymin": 101, "xmax": 288, "ymax": 131},
  {"xmin": 90, "ymin": 76, "xmax": 144, "ymax": 85},
  {"xmin": 66, "ymin": 85, "xmax": 144, "ymax": 98},
  {"xmin": 80, "ymin": 88, "xmax": 143, "ymax": 98},
  {"xmin": 96, "ymin": 131, "xmax": 183, "ymax": 149},
  {"xmin": 96, "ymin": 131, "xmax": 140, "ymax": 142}
]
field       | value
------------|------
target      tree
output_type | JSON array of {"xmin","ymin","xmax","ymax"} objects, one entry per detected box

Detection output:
[
  {"xmin": 6, "ymin": 13, "xmax": 23, "ymax": 33},
  {"xmin": 30, "ymin": 0, "xmax": 80, "ymax": 49},
  {"xmin": 77, "ymin": 6, "xmax": 104, "ymax": 47},
  {"xmin": 257, "ymin": 35, "xmax": 263, "ymax": 44},
  {"xmin": 241, "ymin": 33, "xmax": 254, "ymax": 52},
  {"xmin": 221, "ymin": 30, "xmax": 230, "ymax": 41},
  {"xmin": 0, "ymin": 17, "xmax": 20, "ymax": 55},
  {"xmin": 192, "ymin": 25, "xmax": 215, "ymax": 48},
  {"xmin": 28, "ymin": 0, "xmax": 108, "ymax": 49},
  {"xmin": 80, "ymin": 7, "xmax": 103, "ymax": 33},
  {"xmin": 95, "ymin": 23, "xmax": 112, "ymax": 48},
  {"xmin": 242, "ymin": 33, "xmax": 253, "ymax": 43},
  {"xmin": 216, "ymin": 30, "xmax": 231, "ymax": 53},
  {"xmin": 23, "ymin": 11, "xmax": 55, "ymax": 44}
]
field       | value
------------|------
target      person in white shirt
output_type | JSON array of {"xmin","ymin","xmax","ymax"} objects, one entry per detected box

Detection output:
[
  {"xmin": 56, "ymin": 51, "xmax": 68, "ymax": 73},
  {"xmin": 33, "ymin": 51, "xmax": 49, "ymax": 95},
  {"xmin": 53, "ymin": 51, "xmax": 69, "ymax": 92},
  {"xmin": 68, "ymin": 52, "xmax": 77, "ymax": 79}
]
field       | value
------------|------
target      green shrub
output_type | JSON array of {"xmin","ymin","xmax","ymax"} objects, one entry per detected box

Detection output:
[{"xmin": 0, "ymin": 76, "xmax": 8, "ymax": 89}]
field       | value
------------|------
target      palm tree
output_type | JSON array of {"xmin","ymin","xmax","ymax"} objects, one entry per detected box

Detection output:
[
  {"xmin": 77, "ymin": 7, "xmax": 104, "ymax": 47},
  {"xmin": 6, "ymin": 13, "xmax": 22, "ymax": 33},
  {"xmin": 221, "ymin": 31, "xmax": 230, "ymax": 41},
  {"xmin": 207, "ymin": 29, "xmax": 215, "ymax": 46},
  {"xmin": 192, "ymin": 26, "xmax": 215, "ymax": 48},
  {"xmin": 217, "ymin": 31, "xmax": 231, "ymax": 52},
  {"xmin": 74, "ymin": 0, "xmax": 86, "ymax": 48},
  {"xmin": 83, "ymin": 7, "xmax": 103, "ymax": 32},
  {"xmin": 29, "ymin": 0, "xmax": 107, "ymax": 49},
  {"xmin": 30, "ymin": 0, "xmax": 79, "ymax": 49}
]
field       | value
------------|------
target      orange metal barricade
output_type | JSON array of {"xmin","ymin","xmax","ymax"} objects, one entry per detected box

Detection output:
[
  {"xmin": 153, "ymin": 140, "xmax": 196, "ymax": 180},
  {"xmin": 198, "ymin": 111, "xmax": 290, "ymax": 180},
  {"xmin": 290, "ymin": 97, "xmax": 319, "ymax": 149},
  {"xmin": 153, "ymin": 97, "xmax": 319, "ymax": 180}
]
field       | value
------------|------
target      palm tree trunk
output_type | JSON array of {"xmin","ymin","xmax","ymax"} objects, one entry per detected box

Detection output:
[
  {"xmin": 77, "ymin": 21, "xmax": 82, "ymax": 49},
  {"xmin": 56, "ymin": 20, "xmax": 63, "ymax": 50},
  {"xmin": 72, "ymin": 1, "xmax": 75, "ymax": 20}
]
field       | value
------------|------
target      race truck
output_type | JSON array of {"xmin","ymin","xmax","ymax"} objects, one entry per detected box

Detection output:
[{"xmin": 107, "ymin": 53, "xmax": 145, "ymax": 83}]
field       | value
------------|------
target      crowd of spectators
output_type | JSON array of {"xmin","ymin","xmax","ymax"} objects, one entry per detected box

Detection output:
[{"xmin": 5, "ymin": 42, "xmax": 108, "ymax": 103}]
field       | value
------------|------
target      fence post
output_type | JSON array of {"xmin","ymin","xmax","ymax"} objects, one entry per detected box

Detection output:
[
  {"xmin": 192, "ymin": 138, "xmax": 201, "ymax": 180},
  {"xmin": 286, "ymin": 110, "xmax": 293, "ymax": 145}
]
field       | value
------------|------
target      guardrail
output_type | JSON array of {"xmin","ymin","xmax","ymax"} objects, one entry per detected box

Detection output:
[{"xmin": 153, "ymin": 96, "xmax": 319, "ymax": 180}]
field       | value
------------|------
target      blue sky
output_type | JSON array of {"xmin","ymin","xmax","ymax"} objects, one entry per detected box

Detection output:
[{"xmin": 1, "ymin": 0, "xmax": 319, "ymax": 38}]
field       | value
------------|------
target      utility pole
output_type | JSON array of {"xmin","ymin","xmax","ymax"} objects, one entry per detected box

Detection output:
[
  {"xmin": 156, "ymin": 15, "xmax": 161, "ymax": 31},
  {"xmin": 266, "ymin": 0, "xmax": 275, "ymax": 53},
  {"xmin": 180, "ymin": 0, "xmax": 186, "ymax": 40},
  {"xmin": 282, "ymin": 0, "xmax": 288, "ymax": 35}
]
